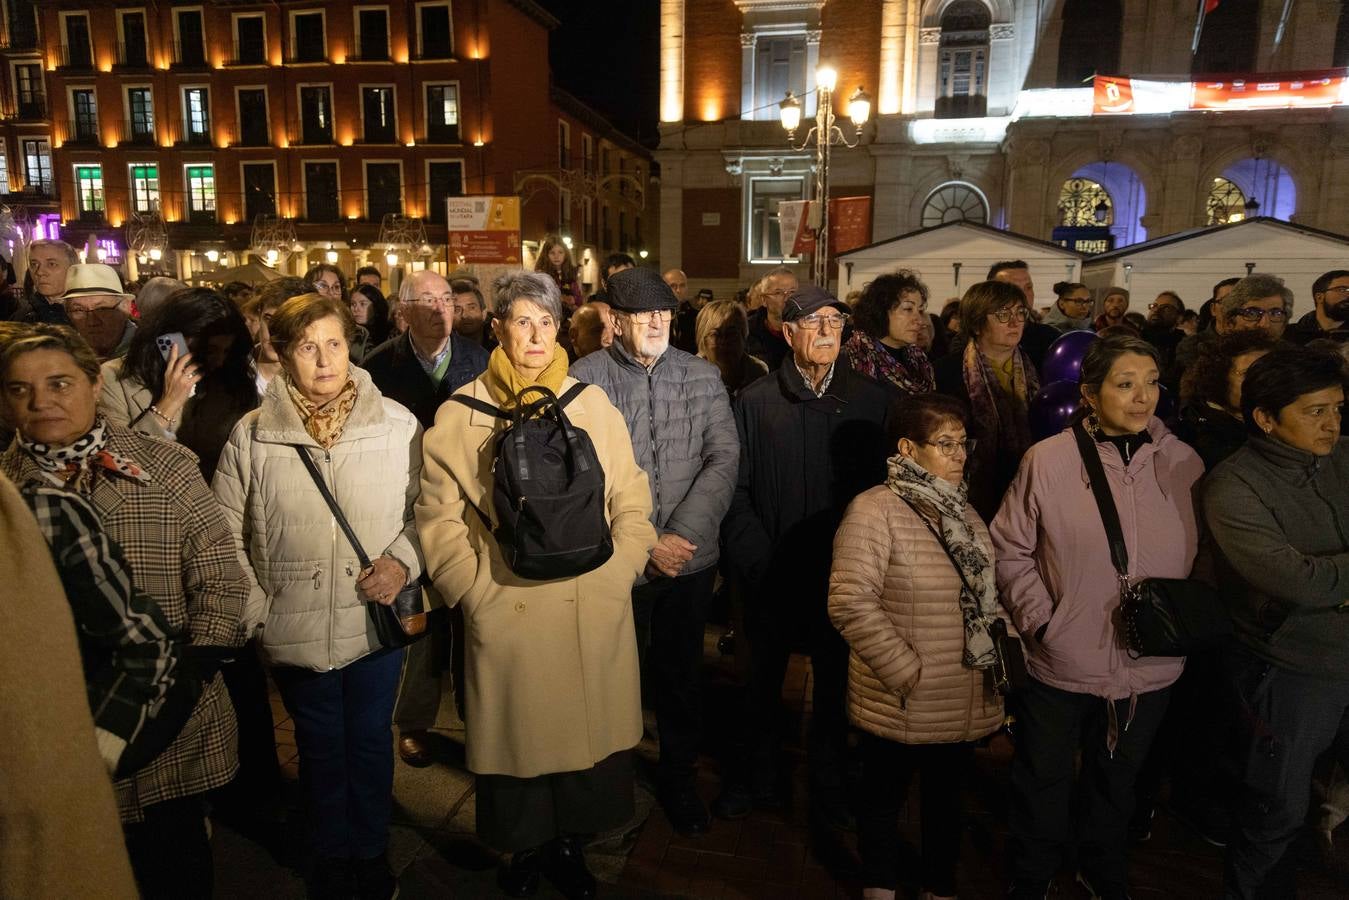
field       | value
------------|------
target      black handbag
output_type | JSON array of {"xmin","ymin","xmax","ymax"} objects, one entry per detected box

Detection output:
[
  {"xmin": 293, "ymin": 446, "xmax": 427, "ymax": 649},
  {"xmin": 1070, "ymin": 421, "xmax": 1231, "ymax": 658},
  {"xmin": 900, "ymin": 497, "xmax": 1028, "ymax": 695}
]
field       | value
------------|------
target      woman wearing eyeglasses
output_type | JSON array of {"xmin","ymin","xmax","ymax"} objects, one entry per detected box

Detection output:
[
  {"xmin": 934, "ymin": 280, "xmax": 1039, "ymax": 522},
  {"xmin": 830, "ymin": 392, "xmax": 1008, "ymax": 900}
]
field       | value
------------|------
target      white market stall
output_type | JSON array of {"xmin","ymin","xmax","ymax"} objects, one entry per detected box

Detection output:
[
  {"xmin": 836, "ymin": 221, "xmax": 1086, "ymax": 309},
  {"xmin": 1082, "ymin": 217, "xmax": 1349, "ymax": 319}
]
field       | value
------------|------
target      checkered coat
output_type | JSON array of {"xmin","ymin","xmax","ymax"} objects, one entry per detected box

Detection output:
[{"xmin": 1, "ymin": 425, "xmax": 248, "ymax": 822}]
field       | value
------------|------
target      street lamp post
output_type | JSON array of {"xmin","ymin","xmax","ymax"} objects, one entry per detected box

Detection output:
[{"xmin": 780, "ymin": 68, "xmax": 871, "ymax": 287}]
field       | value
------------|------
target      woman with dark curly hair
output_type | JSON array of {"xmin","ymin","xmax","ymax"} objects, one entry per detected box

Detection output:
[
  {"xmin": 843, "ymin": 270, "xmax": 936, "ymax": 397},
  {"xmin": 1172, "ymin": 330, "xmax": 1279, "ymax": 469}
]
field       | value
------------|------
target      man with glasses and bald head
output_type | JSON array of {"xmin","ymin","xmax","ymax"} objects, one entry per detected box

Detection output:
[{"xmin": 745, "ymin": 266, "xmax": 798, "ymax": 372}]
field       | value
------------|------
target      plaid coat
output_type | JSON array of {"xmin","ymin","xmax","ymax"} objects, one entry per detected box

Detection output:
[{"xmin": 2, "ymin": 424, "xmax": 248, "ymax": 822}]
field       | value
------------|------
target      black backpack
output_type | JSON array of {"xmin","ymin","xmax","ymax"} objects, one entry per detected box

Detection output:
[{"xmin": 452, "ymin": 383, "xmax": 614, "ymax": 580}]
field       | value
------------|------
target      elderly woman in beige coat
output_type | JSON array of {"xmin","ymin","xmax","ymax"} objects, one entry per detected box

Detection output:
[
  {"xmin": 416, "ymin": 270, "xmax": 655, "ymax": 899},
  {"xmin": 829, "ymin": 392, "xmax": 1009, "ymax": 900}
]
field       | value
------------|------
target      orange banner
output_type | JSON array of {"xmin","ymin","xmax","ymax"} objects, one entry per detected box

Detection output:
[{"xmin": 1192, "ymin": 72, "xmax": 1345, "ymax": 110}]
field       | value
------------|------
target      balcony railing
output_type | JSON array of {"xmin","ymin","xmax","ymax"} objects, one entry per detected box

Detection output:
[
  {"xmin": 297, "ymin": 127, "xmax": 333, "ymax": 146},
  {"xmin": 228, "ymin": 38, "xmax": 267, "ymax": 66},
  {"xmin": 57, "ymin": 44, "xmax": 94, "ymax": 70},
  {"xmin": 117, "ymin": 119, "xmax": 157, "ymax": 146},
  {"xmin": 66, "ymin": 119, "xmax": 100, "ymax": 145},
  {"xmin": 171, "ymin": 40, "xmax": 208, "ymax": 69},
  {"xmin": 347, "ymin": 47, "xmax": 391, "ymax": 62},
  {"xmin": 14, "ymin": 97, "xmax": 46, "ymax": 120},
  {"xmin": 176, "ymin": 127, "xmax": 213, "ymax": 147},
  {"xmin": 422, "ymin": 122, "xmax": 460, "ymax": 144},
  {"xmin": 411, "ymin": 43, "xmax": 453, "ymax": 61},
  {"xmin": 114, "ymin": 41, "xmax": 151, "ymax": 69},
  {"xmin": 285, "ymin": 43, "xmax": 327, "ymax": 64}
]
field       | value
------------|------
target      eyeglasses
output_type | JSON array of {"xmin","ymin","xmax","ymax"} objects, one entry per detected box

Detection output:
[
  {"xmin": 926, "ymin": 438, "xmax": 976, "ymax": 458},
  {"xmin": 763, "ymin": 288, "xmax": 794, "ymax": 298},
  {"xmin": 990, "ymin": 306, "xmax": 1029, "ymax": 324},
  {"xmin": 312, "ymin": 281, "xmax": 343, "ymax": 295},
  {"xmin": 1061, "ymin": 296, "xmax": 1092, "ymax": 306},
  {"xmin": 409, "ymin": 293, "xmax": 454, "ymax": 307},
  {"xmin": 66, "ymin": 305, "xmax": 122, "ymax": 322},
  {"xmin": 793, "ymin": 312, "xmax": 850, "ymax": 331},
  {"xmin": 1323, "ymin": 286, "xmax": 1349, "ymax": 296},
  {"xmin": 1233, "ymin": 307, "xmax": 1288, "ymax": 323},
  {"xmin": 622, "ymin": 309, "xmax": 674, "ymax": 325}
]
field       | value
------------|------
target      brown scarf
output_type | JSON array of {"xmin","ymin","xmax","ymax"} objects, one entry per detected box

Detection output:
[
  {"xmin": 962, "ymin": 340, "xmax": 1038, "ymax": 468},
  {"xmin": 286, "ymin": 376, "xmax": 358, "ymax": 449}
]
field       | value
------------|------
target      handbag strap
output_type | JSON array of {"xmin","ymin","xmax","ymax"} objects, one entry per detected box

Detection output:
[
  {"xmin": 293, "ymin": 445, "xmax": 373, "ymax": 570},
  {"xmin": 1070, "ymin": 420, "xmax": 1129, "ymax": 578},
  {"xmin": 898, "ymin": 495, "xmax": 976, "ymax": 596}
]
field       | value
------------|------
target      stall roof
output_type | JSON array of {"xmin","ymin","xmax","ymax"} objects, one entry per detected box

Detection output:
[
  {"xmin": 1086, "ymin": 216, "xmax": 1349, "ymax": 261},
  {"xmin": 838, "ymin": 219, "xmax": 1086, "ymax": 261}
]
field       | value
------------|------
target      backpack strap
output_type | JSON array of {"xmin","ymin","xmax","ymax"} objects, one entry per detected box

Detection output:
[
  {"xmin": 557, "ymin": 382, "xmax": 588, "ymax": 408},
  {"xmin": 451, "ymin": 393, "xmax": 510, "ymax": 419}
]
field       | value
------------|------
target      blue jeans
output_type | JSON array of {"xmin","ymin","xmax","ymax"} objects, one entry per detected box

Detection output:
[{"xmin": 273, "ymin": 647, "xmax": 404, "ymax": 859}]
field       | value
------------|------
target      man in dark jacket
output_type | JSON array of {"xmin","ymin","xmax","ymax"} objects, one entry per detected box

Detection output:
[
  {"xmin": 20, "ymin": 239, "xmax": 78, "ymax": 325},
  {"xmin": 745, "ymin": 266, "xmax": 797, "ymax": 371},
  {"xmin": 719, "ymin": 284, "xmax": 895, "ymax": 828},
  {"xmin": 362, "ymin": 268, "xmax": 489, "ymax": 767},
  {"xmin": 1287, "ymin": 269, "xmax": 1349, "ymax": 346},
  {"xmin": 571, "ymin": 267, "xmax": 739, "ymax": 835}
]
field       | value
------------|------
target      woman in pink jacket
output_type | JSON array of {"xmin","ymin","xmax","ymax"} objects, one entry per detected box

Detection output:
[{"xmin": 991, "ymin": 334, "xmax": 1205, "ymax": 900}]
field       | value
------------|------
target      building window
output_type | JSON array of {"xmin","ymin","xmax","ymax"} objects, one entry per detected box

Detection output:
[
  {"xmin": 304, "ymin": 161, "xmax": 339, "ymax": 221},
  {"xmin": 920, "ymin": 181, "xmax": 988, "ymax": 227},
  {"xmin": 558, "ymin": 120, "xmax": 571, "ymax": 169},
  {"xmin": 183, "ymin": 87, "xmax": 211, "ymax": 144},
  {"xmin": 1337, "ymin": 3, "xmax": 1349, "ymax": 68},
  {"xmin": 237, "ymin": 89, "xmax": 269, "ymax": 146},
  {"xmin": 602, "ymin": 204, "xmax": 611, "ymax": 248},
  {"xmin": 62, "ymin": 14, "xmax": 93, "ymax": 69},
  {"xmin": 15, "ymin": 65, "xmax": 44, "ymax": 118},
  {"xmin": 366, "ymin": 162, "xmax": 402, "ymax": 219},
  {"xmin": 1057, "ymin": 0, "xmax": 1120, "ymax": 88},
  {"xmin": 1193, "ymin": 0, "xmax": 1258, "ymax": 75},
  {"xmin": 22, "ymin": 139, "xmax": 52, "ymax": 195},
  {"xmin": 242, "ymin": 162, "xmax": 277, "ymax": 221},
  {"xmin": 0, "ymin": 151, "xmax": 8, "ymax": 195},
  {"xmin": 75, "ymin": 165, "xmax": 105, "ymax": 218},
  {"xmin": 582, "ymin": 134, "xmax": 595, "ymax": 175},
  {"xmin": 292, "ymin": 11, "xmax": 326, "ymax": 63},
  {"xmin": 119, "ymin": 12, "xmax": 149, "ymax": 67},
  {"xmin": 582, "ymin": 197, "xmax": 595, "ymax": 243},
  {"xmin": 425, "ymin": 84, "xmax": 459, "ymax": 142},
  {"xmin": 361, "ymin": 87, "xmax": 396, "ymax": 143},
  {"xmin": 126, "ymin": 88, "xmax": 154, "ymax": 142},
  {"xmin": 300, "ymin": 86, "xmax": 333, "ymax": 144},
  {"xmin": 417, "ymin": 3, "xmax": 453, "ymax": 58},
  {"xmin": 426, "ymin": 160, "xmax": 463, "ymax": 224},
  {"xmin": 747, "ymin": 176, "xmax": 805, "ymax": 263},
  {"xmin": 559, "ymin": 188, "xmax": 572, "ymax": 233},
  {"xmin": 753, "ymin": 35, "xmax": 807, "ymax": 121},
  {"xmin": 1057, "ymin": 178, "xmax": 1113, "ymax": 227},
  {"xmin": 70, "ymin": 89, "xmax": 97, "ymax": 142},
  {"xmin": 129, "ymin": 164, "xmax": 160, "ymax": 214},
  {"xmin": 186, "ymin": 165, "xmax": 216, "ymax": 222},
  {"xmin": 174, "ymin": 8, "xmax": 206, "ymax": 66},
  {"xmin": 1206, "ymin": 176, "xmax": 1249, "ymax": 225},
  {"xmin": 618, "ymin": 210, "xmax": 627, "ymax": 251},
  {"xmin": 234, "ymin": 15, "xmax": 266, "ymax": 64},
  {"xmin": 936, "ymin": 1, "xmax": 989, "ymax": 119},
  {"xmin": 356, "ymin": 8, "xmax": 390, "ymax": 60}
]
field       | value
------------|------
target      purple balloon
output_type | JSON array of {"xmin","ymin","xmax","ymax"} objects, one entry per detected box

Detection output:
[
  {"xmin": 1040, "ymin": 330, "xmax": 1098, "ymax": 385},
  {"xmin": 1029, "ymin": 380, "xmax": 1083, "ymax": 441}
]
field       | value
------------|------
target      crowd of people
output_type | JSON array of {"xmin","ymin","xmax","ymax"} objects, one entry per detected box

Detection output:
[{"xmin": 0, "ymin": 236, "xmax": 1346, "ymax": 900}]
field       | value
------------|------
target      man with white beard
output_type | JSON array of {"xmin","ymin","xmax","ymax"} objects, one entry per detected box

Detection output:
[
  {"xmin": 716, "ymin": 284, "xmax": 897, "ymax": 832},
  {"xmin": 570, "ymin": 266, "xmax": 739, "ymax": 836}
]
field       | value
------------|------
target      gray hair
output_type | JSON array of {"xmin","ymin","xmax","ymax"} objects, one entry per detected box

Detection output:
[
  {"xmin": 492, "ymin": 270, "xmax": 562, "ymax": 321},
  {"xmin": 135, "ymin": 277, "xmax": 188, "ymax": 320},
  {"xmin": 397, "ymin": 268, "xmax": 450, "ymax": 304},
  {"xmin": 1220, "ymin": 273, "xmax": 1293, "ymax": 320},
  {"xmin": 29, "ymin": 239, "xmax": 78, "ymax": 265}
]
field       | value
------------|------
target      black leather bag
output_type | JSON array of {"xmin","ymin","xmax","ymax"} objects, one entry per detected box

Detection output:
[
  {"xmin": 294, "ymin": 446, "xmax": 427, "ymax": 649},
  {"xmin": 1071, "ymin": 422, "xmax": 1231, "ymax": 658},
  {"xmin": 900, "ymin": 497, "xmax": 1028, "ymax": 695}
]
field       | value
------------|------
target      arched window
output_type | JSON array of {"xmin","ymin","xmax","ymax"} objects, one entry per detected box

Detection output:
[
  {"xmin": 921, "ymin": 181, "xmax": 989, "ymax": 227},
  {"xmin": 1058, "ymin": 178, "xmax": 1113, "ymax": 226},
  {"xmin": 1193, "ymin": 0, "xmax": 1259, "ymax": 75},
  {"xmin": 1206, "ymin": 177, "xmax": 1249, "ymax": 225},
  {"xmin": 936, "ymin": 1, "xmax": 990, "ymax": 119},
  {"xmin": 1057, "ymin": 0, "xmax": 1121, "ymax": 87}
]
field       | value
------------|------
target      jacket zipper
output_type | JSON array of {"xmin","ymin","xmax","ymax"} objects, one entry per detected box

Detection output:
[{"xmin": 325, "ymin": 450, "xmax": 337, "ymax": 670}]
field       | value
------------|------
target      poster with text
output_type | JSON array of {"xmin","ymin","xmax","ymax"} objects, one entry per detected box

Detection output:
[{"xmin": 446, "ymin": 197, "xmax": 522, "ymax": 265}]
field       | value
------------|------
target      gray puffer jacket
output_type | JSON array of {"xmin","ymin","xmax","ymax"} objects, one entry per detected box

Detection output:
[{"xmin": 571, "ymin": 341, "xmax": 739, "ymax": 576}]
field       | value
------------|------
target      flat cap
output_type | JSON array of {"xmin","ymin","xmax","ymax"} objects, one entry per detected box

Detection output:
[
  {"xmin": 782, "ymin": 285, "xmax": 849, "ymax": 322},
  {"xmin": 606, "ymin": 267, "xmax": 679, "ymax": 313}
]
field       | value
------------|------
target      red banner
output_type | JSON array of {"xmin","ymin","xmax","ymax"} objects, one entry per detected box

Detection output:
[
  {"xmin": 1192, "ymin": 71, "xmax": 1345, "ymax": 110},
  {"xmin": 778, "ymin": 197, "xmax": 873, "ymax": 258}
]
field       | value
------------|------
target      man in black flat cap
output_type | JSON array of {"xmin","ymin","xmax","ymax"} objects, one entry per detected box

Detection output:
[
  {"xmin": 571, "ymin": 266, "xmax": 740, "ymax": 836},
  {"xmin": 717, "ymin": 284, "xmax": 896, "ymax": 829}
]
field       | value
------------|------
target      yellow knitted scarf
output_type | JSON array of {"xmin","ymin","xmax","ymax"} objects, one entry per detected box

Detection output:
[{"xmin": 484, "ymin": 344, "xmax": 569, "ymax": 409}]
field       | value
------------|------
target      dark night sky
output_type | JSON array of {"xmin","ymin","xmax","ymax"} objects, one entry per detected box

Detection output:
[{"xmin": 534, "ymin": 0, "xmax": 660, "ymax": 147}]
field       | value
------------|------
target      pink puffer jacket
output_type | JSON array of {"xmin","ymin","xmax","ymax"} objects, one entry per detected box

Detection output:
[
  {"xmin": 829, "ymin": 485, "xmax": 1005, "ymax": 745},
  {"xmin": 990, "ymin": 419, "xmax": 1205, "ymax": 700}
]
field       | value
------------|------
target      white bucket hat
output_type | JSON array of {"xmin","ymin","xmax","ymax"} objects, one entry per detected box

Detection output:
[{"xmin": 61, "ymin": 263, "xmax": 133, "ymax": 302}]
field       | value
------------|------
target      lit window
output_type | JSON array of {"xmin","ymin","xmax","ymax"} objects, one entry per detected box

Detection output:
[
  {"xmin": 0, "ymin": 153, "xmax": 9, "ymax": 194},
  {"xmin": 183, "ymin": 88, "xmax": 210, "ymax": 143},
  {"xmin": 128, "ymin": 88, "xmax": 154, "ymax": 141},
  {"xmin": 361, "ymin": 87, "xmax": 395, "ymax": 142},
  {"xmin": 129, "ymin": 164, "xmax": 160, "ymax": 214},
  {"xmin": 186, "ymin": 164, "xmax": 216, "ymax": 222},
  {"xmin": 921, "ymin": 182, "xmax": 989, "ymax": 227},
  {"xmin": 426, "ymin": 84, "xmax": 458, "ymax": 142},
  {"xmin": 22, "ymin": 140, "xmax": 52, "ymax": 194},
  {"xmin": 747, "ymin": 176, "xmax": 806, "ymax": 263},
  {"xmin": 75, "ymin": 164, "xmax": 104, "ymax": 215}
]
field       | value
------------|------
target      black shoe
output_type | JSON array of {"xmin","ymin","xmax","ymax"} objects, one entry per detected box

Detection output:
[
  {"xmin": 1127, "ymin": 801, "xmax": 1154, "ymax": 843},
  {"xmin": 712, "ymin": 782, "xmax": 752, "ymax": 820},
  {"xmin": 542, "ymin": 837, "xmax": 597, "ymax": 900},
  {"xmin": 660, "ymin": 782, "xmax": 711, "ymax": 836},
  {"xmin": 1076, "ymin": 871, "xmax": 1130, "ymax": 900},
  {"xmin": 353, "ymin": 854, "xmax": 398, "ymax": 900},
  {"xmin": 307, "ymin": 857, "xmax": 353, "ymax": 900},
  {"xmin": 1007, "ymin": 880, "xmax": 1049, "ymax": 900},
  {"xmin": 497, "ymin": 846, "xmax": 542, "ymax": 898}
]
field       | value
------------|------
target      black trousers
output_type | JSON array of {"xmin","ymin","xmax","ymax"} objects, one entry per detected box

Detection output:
[
  {"xmin": 217, "ymin": 639, "xmax": 281, "ymax": 803},
  {"xmin": 1009, "ymin": 676, "xmax": 1169, "ymax": 890},
  {"xmin": 476, "ymin": 750, "xmax": 635, "ymax": 853},
  {"xmin": 1223, "ymin": 650, "xmax": 1349, "ymax": 899},
  {"xmin": 1136, "ymin": 647, "xmax": 1233, "ymax": 813},
  {"xmin": 857, "ymin": 733, "xmax": 972, "ymax": 896},
  {"xmin": 123, "ymin": 794, "xmax": 213, "ymax": 899},
  {"xmin": 631, "ymin": 566, "xmax": 717, "ymax": 784}
]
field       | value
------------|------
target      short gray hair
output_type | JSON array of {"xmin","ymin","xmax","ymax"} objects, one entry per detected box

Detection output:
[
  {"xmin": 29, "ymin": 239, "xmax": 78, "ymax": 265},
  {"xmin": 493, "ymin": 270, "xmax": 562, "ymax": 321},
  {"xmin": 1220, "ymin": 273, "xmax": 1293, "ymax": 320},
  {"xmin": 397, "ymin": 268, "xmax": 450, "ymax": 304},
  {"xmin": 135, "ymin": 277, "xmax": 188, "ymax": 320}
]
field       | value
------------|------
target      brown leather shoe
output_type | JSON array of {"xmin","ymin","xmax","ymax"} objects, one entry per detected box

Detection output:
[{"xmin": 397, "ymin": 730, "xmax": 433, "ymax": 767}]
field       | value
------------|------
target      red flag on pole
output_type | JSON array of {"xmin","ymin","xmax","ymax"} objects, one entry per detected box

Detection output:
[{"xmin": 1205, "ymin": 0, "xmax": 1222, "ymax": 11}]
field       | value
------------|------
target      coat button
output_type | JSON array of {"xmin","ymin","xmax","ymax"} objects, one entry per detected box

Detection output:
[{"xmin": 515, "ymin": 600, "xmax": 526, "ymax": 612}]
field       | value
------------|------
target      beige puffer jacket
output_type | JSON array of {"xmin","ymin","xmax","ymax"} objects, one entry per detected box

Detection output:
[{"xmin": 829, "ymin": 484, "xmax": 1005, "ymax": 744}]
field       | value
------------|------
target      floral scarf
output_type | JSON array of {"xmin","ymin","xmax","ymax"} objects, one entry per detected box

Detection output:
[
  {"xmin": 285, "ymin": 376, "xmax": 358, "ymax": 450},
  {"xmin": 18, "ymin": 416, "xmax": 151, "ymax": 491},
  {"xmin": 843, "ymin": 331, "xmax": 935, "ymax": 395},
  {"xmin": 885, "ymin": 454, "xmax": 999, "ymax": 669},
  {"xmin": 962, "ymin": 340, "xmax": 1038, "ymax": 470},
  {"xmin": 485, "ymin": 344, "xmax": 569, "ymax": 409}
]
